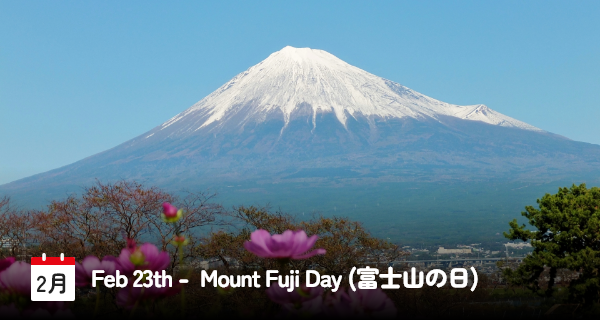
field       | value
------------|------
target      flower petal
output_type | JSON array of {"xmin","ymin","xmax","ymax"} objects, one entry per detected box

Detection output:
[
  {"xmin": 244, "ymin": 241, "xmax": 273, "ymax": 258},
  {"xmin": 0, "ymin": 261, "xmax": 31, "ymax": 294},
  {"xmin": 269, "ymin": 230, "xmax": 295, "ymax": 257},
  {"xmin": 293, "ymin": 232, "xmax": 318, "ymax": 256},
  {"xmin": 244, "ymin": 229, "xmax": 274, "ymax": 257},
  {"xmin": 0, "ymin": 257, "xmax": 15, "ymax": 273}
]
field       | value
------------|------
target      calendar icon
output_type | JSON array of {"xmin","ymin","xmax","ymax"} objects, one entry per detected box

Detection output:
[{"xmin": 31, "ymin": 253, "xmax": 75, "ymax": 301}]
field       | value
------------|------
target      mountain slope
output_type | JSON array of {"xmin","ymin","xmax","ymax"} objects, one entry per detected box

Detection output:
[
  {"xmin": 152, "ymin": 46, "xmax": 539, "ymax": 140},
  {"xmin": 2, "ymin": 46, "xmax": 599, "ymax": 201}
]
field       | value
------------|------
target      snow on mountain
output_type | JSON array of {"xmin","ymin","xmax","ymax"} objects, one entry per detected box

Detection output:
[
  {"xmin": 4, "ymin": 45, "xmax": 600, "ymax": 205},
  {"xmin": 158, "ymin": 46, "xmax": 540, "ymax": 137}
]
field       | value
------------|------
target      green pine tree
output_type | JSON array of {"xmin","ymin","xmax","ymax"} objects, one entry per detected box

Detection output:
[{"xmin": 502, "ymin": 183, "xmax": 600, "ymax": 305}]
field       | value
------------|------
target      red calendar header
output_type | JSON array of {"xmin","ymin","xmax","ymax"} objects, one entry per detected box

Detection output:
[{"xmin": 31, "ymin": 257, "xmax": 75, "ymax": 265}]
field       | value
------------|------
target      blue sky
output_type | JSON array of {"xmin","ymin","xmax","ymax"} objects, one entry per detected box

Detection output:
[{"xmin": 1, "ymin": 1, "xmax": 599, "ymax": 185}]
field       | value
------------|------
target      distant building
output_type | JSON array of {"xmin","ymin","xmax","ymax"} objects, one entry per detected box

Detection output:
[
  {"xmin": 437, "ymin": 247, "xmax": 471, "ymax": 254},
  {"xmin": 505, "ymin": 242, "xmax": 532, "ymax": 249},
  {"xmin": 199, "ymin": 261, "xmax": 210, "ymax": 270},
  {"xmin": 1, "ymin": 237, "xmax": 17, "ymax": 249}
]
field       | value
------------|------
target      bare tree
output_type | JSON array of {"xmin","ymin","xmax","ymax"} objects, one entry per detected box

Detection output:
[
  {"xmin": 0, "ymin": 208, "xmax": 39, "ymax": 259},
  {"xmin": 34, "ymin": 180, "xmax": 224, "ymax": 264}
]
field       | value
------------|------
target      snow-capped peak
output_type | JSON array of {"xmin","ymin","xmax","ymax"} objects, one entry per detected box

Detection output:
[{"xmin": 159, "ymin": 46, "xmax": 540, "ymax": 134}]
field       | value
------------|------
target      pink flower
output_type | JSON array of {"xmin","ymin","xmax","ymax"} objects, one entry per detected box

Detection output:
[
  {"xmin": 0, "ymin": 257, "xmax": 15, "ymax": 273},
  {"xmin": 116, "ymin": 284, "xmax": 180, "ymax": 309},
  {"xmin": 75, "ymin": 255, "xmax": 117, "ymax": 287},
  {"xmin": 0, "ymin": 261, "xmax": 31, "ymax": 295},
  {"xmin": 162, "ymin": 202, "xmax": 178, "ymax": 218},
  {"xmin": 161, "ymin": 202, "xmax": 183, "ymax": 223},
  {"xmin": 324, "ymin": 288, "xmax": 396, "ymax": 317},
  {"xmin": 243, "ymin": 229, "xmax": 326, "ymax": 259},
  {"xmin": 115, "ymin": 243, "xmax": 170, "ymax": 275},
  {"xmin": 171, "ymin": 235, "xmax": 189, "ymax": 246},
  {"xmin": 126, "ymin": 238, "xmax": 137, "ymax": 252},
  {"xmin": 0, "ymin": 262, "xmax": 69, "ymax": 314}
]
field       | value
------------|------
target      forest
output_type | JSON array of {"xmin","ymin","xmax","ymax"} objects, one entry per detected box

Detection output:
[{"xmin": 1, "ymin": 180, "xmax": 599, "ymax": 318}]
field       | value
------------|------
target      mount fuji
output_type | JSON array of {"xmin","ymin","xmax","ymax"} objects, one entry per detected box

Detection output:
[
  {"xmin": 2, "ymin": 47, "xmax": 600, "ymax": 214},
  {"xmin": 158, "ymin": 46, "xmax": 539, "ymax": 134}
]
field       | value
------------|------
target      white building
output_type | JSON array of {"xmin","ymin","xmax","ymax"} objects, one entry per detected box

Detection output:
[
  {"xmin": 437, "ymin": 247, "xmax": 471, "ymax": 254},
  {"xmin": 1, "ymin": 237, "xmax": 17, "ymax": 249},
  {"xmin": 505, "ymin": 242, "xmax": 532, "ymax": 249}
]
